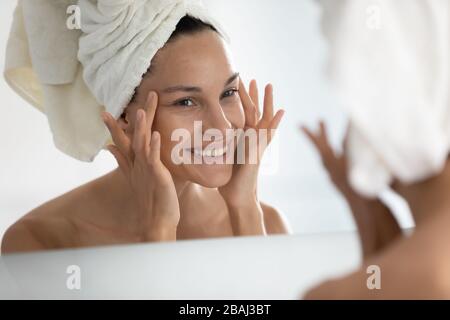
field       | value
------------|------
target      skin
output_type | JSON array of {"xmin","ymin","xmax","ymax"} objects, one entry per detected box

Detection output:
[
  {"xmin": 302, "ymin": 121, "xmax": 450, "ymax": 299},
  {"xmin": 1, "ymin": 30, "xmax": 291, "ymax": 254}
]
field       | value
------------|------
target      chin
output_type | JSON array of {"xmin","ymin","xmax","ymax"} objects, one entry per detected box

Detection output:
[{"xmin": 187, "ymin": 163, "xmax": 233, "ymax": 188}]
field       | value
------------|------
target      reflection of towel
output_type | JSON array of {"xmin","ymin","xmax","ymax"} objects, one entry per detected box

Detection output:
[
  {"xmin": 318, "ymin": 0, "xmax": 449, "ymax": 197},
  {"xmin": 4, "ymin": 0, "xmax": 225, "ymax": 162}
]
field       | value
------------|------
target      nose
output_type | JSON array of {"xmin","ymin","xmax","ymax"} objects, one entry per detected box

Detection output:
[{"xmin": 202, "ymin": 102, "xmax": 233, "ymax": 140}]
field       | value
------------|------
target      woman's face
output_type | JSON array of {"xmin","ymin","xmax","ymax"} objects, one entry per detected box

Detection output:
[{"xmin": 123, "ymin": 30, "xmax": 245, "ymax": 187}]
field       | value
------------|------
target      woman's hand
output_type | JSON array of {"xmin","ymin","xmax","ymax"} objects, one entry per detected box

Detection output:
[
  {"xmin": 301, "ymin": 122, "xmax": 351, "ymax": 196},
  {"xmin": 218, "ymin": 79, "xmax": 284, "ymax": 235},
  {"xmin": 102, "ymin": 92, "xmax": 180, "ymax": 242},
  {"xmin": 301, "ymin": 122, "xmax": 401, "ymax": 258}
]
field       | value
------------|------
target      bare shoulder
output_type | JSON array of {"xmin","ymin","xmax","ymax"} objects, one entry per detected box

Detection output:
[
  {"xmin": 1, "ymin": 183, "xmax": 94, "ymax": 254},
  {"xmin": 260, "ymin": 202, "xmax": 292, "ymax": 235},
  {"xmin": 1, "ymin": 208, "xmax": 78, "ymax": 255},
  {"xmin": 1, "ymin": 219, "xmax": 47, "ymax": 254}
]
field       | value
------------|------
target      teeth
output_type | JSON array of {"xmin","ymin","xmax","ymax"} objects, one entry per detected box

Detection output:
[{"xmin": 193, "ymin": 146, "xmax": 227, "ymax": 157}]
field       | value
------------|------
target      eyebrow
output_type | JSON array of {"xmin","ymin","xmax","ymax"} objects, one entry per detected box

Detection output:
[{"xmin": 162, "ymin": 72, "xmax": 240, "ymax": 94}]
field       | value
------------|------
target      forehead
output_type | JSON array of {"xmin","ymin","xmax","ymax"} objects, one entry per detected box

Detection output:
[{"xmin": 144, "ymin": 31, "xmax": 235, "ymax": 88}]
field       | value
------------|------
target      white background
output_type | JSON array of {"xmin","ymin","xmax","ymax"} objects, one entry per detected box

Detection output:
[{"xmin": 0, "ymin": 0, "xmax": 412, "ymax": 243}]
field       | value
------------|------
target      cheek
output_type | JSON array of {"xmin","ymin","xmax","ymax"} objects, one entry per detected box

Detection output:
[
  {"xmin": 152, "ymin": 111, "xmax": 167, "ymax": 140},
  {"xmin": 223, "ymin": 102, "xmax": 245, "ymax": 129},
  {"xmin": 152, "ymin": 111, "xmax": 175, "ymax": 159},
  {"xmin": 152, "ymin": 111, "xmax": 191, "ymax": 165}
]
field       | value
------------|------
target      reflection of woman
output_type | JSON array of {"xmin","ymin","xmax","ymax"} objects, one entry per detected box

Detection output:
[{"xmin": 2, "ymin": 15, "xmax": 290, "ymax": 254}]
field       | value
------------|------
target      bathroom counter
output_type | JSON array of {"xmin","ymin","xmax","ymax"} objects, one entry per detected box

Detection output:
[{"xmin": 0, "ymin": 232, "xmax": 360, "ymax": 299}]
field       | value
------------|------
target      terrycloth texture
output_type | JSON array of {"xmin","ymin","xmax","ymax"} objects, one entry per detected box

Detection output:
[
  {"xmin": 318, "ymin": 0, "xmax": 449, "ymax": 197},
  {"xmin": 4, "ymin": 0, "xmax": 226, "ymax": 161}
]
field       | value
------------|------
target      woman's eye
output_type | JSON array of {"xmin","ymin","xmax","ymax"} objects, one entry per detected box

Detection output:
[
  {"xmin": 174, "ymin": 98, "xmax": 195, "ymax": 107},
  {"xmin": 222, "ymin": 89, "xmax": 238, "ymax": 99}
]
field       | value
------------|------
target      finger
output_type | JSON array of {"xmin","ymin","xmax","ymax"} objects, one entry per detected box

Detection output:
[
  {"xmin": 269, "ymin": 109, "xmax": 284, "ymax": 130},
  {"xmin": 268, "ymin": 109, "xmax": 285, "ymax": 141},
  {"xmin": 302, "ymin": 124, "xmax": 334, "ymax": 161},
  {"xmin": 149, "ymin": 131, "xmax": 161, "ymax": 165},
  {"xmin": 319, "ymin": 121, "xmax": 328, "ymax": 140},
  {"xmin": 318, "ymin": 121, "xmax": 335, "ymax": 154},
  {"xmin": 238, "ymin": 78, "xmax": 257, "ymax": 127},
  {"xmin": 301, "ymin": 122, "xmax": 338, "ymax": 167},
  {"xmin": 300, "ymin": 125, "xmax": 320, "ymax": 148},
  {"xmin": 102, "ymin": 112, "xmax": 132, "ymax": 165},
  {"xmin": 132, "ymin": 109, "xmax": 147, "ymax": 161},
  {"xmin": 107, "ymin": 144, "xmax": 130, "ymax": 175},
  {"xmin": 144, "ymin": 91, "xmax": 158, "ymax": 155},
  {"xmin": 249, "ymin": 80, "xmax": 260, "ymax": 119},
  {"xmin": 262, "ymin": 84, "xmax": 274, "ymax": 124}
]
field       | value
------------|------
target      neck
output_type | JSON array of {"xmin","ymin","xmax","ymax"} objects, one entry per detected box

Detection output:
[{"xmin": 109, "ymin": 166, "xmax": 191, "ymax": 194}]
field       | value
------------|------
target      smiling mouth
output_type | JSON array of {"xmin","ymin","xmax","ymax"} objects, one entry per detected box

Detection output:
[{"xmin": 187, "ymin": 142, "xmax": 232, "ymax": 158}]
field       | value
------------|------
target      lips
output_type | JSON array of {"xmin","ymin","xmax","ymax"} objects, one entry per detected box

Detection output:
[
  {"xmin": 187, "ymin": 140, "xmax": 233, "ymax": 159},
  {"xmin": 191, "ymin": 146, "xmax": 228, "ymax": 157}
]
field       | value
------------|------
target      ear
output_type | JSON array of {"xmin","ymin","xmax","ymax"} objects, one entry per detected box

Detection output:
[
  {"xmin": 119, "ymin": 86, "xmax": 141, "ymax": 132},
  {"xmin": 118, "ymin": 106, "xmax": 132, "ymax": 132}
]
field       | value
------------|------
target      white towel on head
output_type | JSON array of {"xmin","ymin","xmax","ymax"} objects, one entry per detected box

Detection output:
[
  {"xmin": 318, "ymin": 0, "xmax": 449, "ymax": 197},
  {"xmin": 4, "ymin": 0, "xmax": 226, "ymax": 162}
]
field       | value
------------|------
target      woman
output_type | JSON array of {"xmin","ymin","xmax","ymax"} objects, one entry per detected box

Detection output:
[
  {"xmin": 1, "ymin": 16, "xmax": 290, "ymax": 254},
  {"xmin": 300, "ymin": 0, "xmax": 450, "ymax": 298}
]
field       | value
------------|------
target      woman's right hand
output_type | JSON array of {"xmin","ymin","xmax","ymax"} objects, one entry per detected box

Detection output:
[{"xmin": 102, "ymin": 91, "xmax": 180, "ymax": 242}]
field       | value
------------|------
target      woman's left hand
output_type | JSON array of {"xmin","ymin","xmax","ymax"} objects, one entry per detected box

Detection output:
[{"xmin": 218, "ymin": 79, "xmax": 284, "ymax": 235}]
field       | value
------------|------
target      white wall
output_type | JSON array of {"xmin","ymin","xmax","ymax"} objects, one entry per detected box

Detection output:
[{"xmin": 0, "ymin": 0, "xmax": 412, "ymax": 243}]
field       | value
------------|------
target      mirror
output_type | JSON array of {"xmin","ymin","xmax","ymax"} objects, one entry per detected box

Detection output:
[{"xmin": 0, "ymin": 0, "xmax": 414, "ymax": 255}]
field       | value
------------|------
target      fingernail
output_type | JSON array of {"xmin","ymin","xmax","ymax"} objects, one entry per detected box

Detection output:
[
  {"xmin": 102, "ymin": 114, "xmax": 110, "ymax": 127},
  {"xmin": 137, "ymin": 110, "xmax": 144, "ymax": 121}
]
